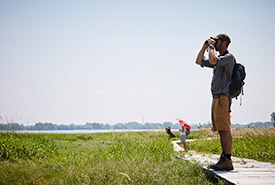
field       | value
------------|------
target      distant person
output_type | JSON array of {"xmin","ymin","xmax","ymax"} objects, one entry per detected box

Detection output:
[
  {"xmin": 195, "ymin": 34, "xmax": 235, "ymax": 171},
  {"xmin": 179, "ymin": 125, "xmax": 188, "ymax": 151},
  {"xmin": 165, "ymin": 127, "xmax": 176, "ymax": 140},
  {"xmin": 211, "ymin": 127, "xmax": 214, "ymax": 134}
]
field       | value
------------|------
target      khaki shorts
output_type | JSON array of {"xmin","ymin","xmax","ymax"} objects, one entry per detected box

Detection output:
[{"xmin": 211, "ymin": 95, "xmax": 231, "ymax": 131}]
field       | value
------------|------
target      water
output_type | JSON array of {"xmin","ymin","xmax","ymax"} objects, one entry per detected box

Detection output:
[{"xmin": 6, "ymin": 129, "xmax": 163, "ymax": 134}]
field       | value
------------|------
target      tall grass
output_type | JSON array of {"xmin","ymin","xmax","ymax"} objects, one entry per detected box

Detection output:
[
  {"xmin": 188, "ymin": 128, "xmax": 275, "ymax": 163},
  {"xmin": 0, "ymin": 133, "xmax": 57, "ymax": 161},
  {"xmin": 232, "ymin": 128, "xmax": 275, "ymax": 163},
  {"xmin": 0, "ymin": 132, "xmax": 217, "ymax": 185}
]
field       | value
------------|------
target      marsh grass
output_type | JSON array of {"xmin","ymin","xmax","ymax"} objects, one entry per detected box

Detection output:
[
  {"xmin": 0, "ymin": 132, "xmax": 217, "ymax": 185},
  {"xmin": 0, "ymin": 132, "xmax": 57, "ymax": 161},
  {"xmin": 186, "ymin": 129, "xmax": 215, "ymax": 140},
  {"xmin": 188, "ymin": 128, "xmax": 275, "ymax": 163}
]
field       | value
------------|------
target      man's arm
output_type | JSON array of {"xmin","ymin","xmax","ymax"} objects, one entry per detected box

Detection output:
[
  {"xmin": 208, "ymin": 39, "xmax": 218, "ymax": 65},
  {"xmin": 195, "ymin": 42, "xmax": 208, "ymax": 65},
  {"xmin": 209, "ymin": 47, "xmax": 217, "ymax": 65}
]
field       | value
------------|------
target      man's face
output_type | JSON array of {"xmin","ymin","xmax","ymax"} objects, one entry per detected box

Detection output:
[{"xmin": 214, "ymin": 39, "xmax": 222, "ymax": 51}]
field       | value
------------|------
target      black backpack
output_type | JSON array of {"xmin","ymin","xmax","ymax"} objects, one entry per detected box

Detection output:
[{"xmin": 229, "ymin": 63, "xmax": 246, "ymax": 99}]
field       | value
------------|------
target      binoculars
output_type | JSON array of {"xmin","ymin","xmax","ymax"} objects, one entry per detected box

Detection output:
[{"xmin": 205, "ymin": 37, "xmax": 219, "ymax": 45}]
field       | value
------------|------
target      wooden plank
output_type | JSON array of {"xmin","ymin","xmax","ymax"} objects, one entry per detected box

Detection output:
[{"xmin": 173, "ymin": 141, "xmax": 275, "ymax": 185}]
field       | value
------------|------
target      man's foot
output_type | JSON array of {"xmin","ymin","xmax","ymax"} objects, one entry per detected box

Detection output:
[{"xmin": 210, "ymin": 155, "xmax": 234, "ymax": 171}]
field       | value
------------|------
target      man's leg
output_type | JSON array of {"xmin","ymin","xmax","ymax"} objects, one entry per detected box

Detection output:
[
  {"xmin": 210, "ymin": 96, "xmax": 233, "ymax": 170},
  {"xmin": 183, "ymin": 142, "xmax": 187, "ymax": 151},
  {"xmin": 219, "ymin": 130, "xmax": 232, "ymax": 155},
  {"xmin": 210, "ymin": 130, "xmax": 233, "ymax": 171}
]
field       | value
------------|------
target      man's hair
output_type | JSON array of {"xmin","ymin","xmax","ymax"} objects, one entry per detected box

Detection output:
[
  {"xmin": 212, "ymin": 33, "xmax": 231, "ymax": 48},
  {"xmin": 218, "ymin": 34, "xmax": 231, "ymax": 48},
  {"xmin": 220, "ymin": 38, "xmax": 230, "ymax": 48}
]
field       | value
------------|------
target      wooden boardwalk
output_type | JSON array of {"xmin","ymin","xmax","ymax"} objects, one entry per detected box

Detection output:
[{"xmin": 172, "ymin": 140, "xmax": 275, "ymax": 185}]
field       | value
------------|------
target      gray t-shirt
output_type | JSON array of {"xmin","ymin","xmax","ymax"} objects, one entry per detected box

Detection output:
[{"xmin": 201, "ymin": 50, "xmax": 235, "ymax": 97}]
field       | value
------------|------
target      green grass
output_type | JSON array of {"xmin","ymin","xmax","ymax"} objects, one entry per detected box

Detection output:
[
  {"xmin": 0, "ymin": 131, "xmax": 217, "ymax": 185},
  {"xmin": 0, "ymin": 133, "xmax": 57, "ymax": 161},
  {"xmin": 170, "ymin": 129, "xmax": 215, "ymax": 142},
  {"xmin": 2, "ymin": 129, "xmax": 273, "ymax": 184},
  {"xmin": 188, "ymin": 128, "xmax": 275, "ymax": 163}
]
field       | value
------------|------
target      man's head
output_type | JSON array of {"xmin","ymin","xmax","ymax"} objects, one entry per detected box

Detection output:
[{"xmin": 211, "ymin": 34, "xmax": 231, "ymax": 52}]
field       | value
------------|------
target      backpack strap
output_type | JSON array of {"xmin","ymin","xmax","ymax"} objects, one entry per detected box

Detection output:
[
  {"xmin": 240, "ymin": 84, "xmax": 245, "ymax": 106},
  {"xmin": 224, "ymin": 61, "xmax": 235, "ymax": 113}
]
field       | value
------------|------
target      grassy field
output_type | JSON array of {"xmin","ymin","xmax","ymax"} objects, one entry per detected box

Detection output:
[
  {"xmin": 1, "ymin": 128, "xmax": 274, "ymax": 184},
  {"xmin": 0, "ymin": 131, "xmax": 218, "ymax": 185},
  {"xmin": 185, "ymin": 128, "xmax": 275, "ymax": 163}
]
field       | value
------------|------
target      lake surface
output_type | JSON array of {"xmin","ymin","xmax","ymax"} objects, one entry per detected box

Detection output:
[{"xmin": 6, "ymin": 129, "xmax": 166, "ymax": 134}]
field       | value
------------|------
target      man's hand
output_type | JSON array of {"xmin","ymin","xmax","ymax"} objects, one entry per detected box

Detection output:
[
  {"xmin": 195, "ymin": 41, "xmax": 208, "ymax": 65},
  {"xmin": 208, "ymin": 38, "xmax": 216, "ymax": 46}
]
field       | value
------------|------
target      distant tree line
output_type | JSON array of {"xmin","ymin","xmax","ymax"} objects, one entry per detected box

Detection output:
[
  {"xmin": 231, "ymin": 122, "xmax": 273, "ymax": 129},
  {"xmin": 0, "ymin": 122, "xmax": 182, "ymax": 130},
  {"xmin": 0, "ymin": 121, "xmax": 273, "ymax": 131}
]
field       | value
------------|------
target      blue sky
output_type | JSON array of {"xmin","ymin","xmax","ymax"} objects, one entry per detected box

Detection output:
[{"xmin": 1, "ymin": 0, "xmax": 275, "ymax": 125}]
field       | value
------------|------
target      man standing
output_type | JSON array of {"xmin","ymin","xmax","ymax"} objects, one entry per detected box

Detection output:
[{"xmin": 195, "ymin": 34, "xmax": 235, "ymax": 171}]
